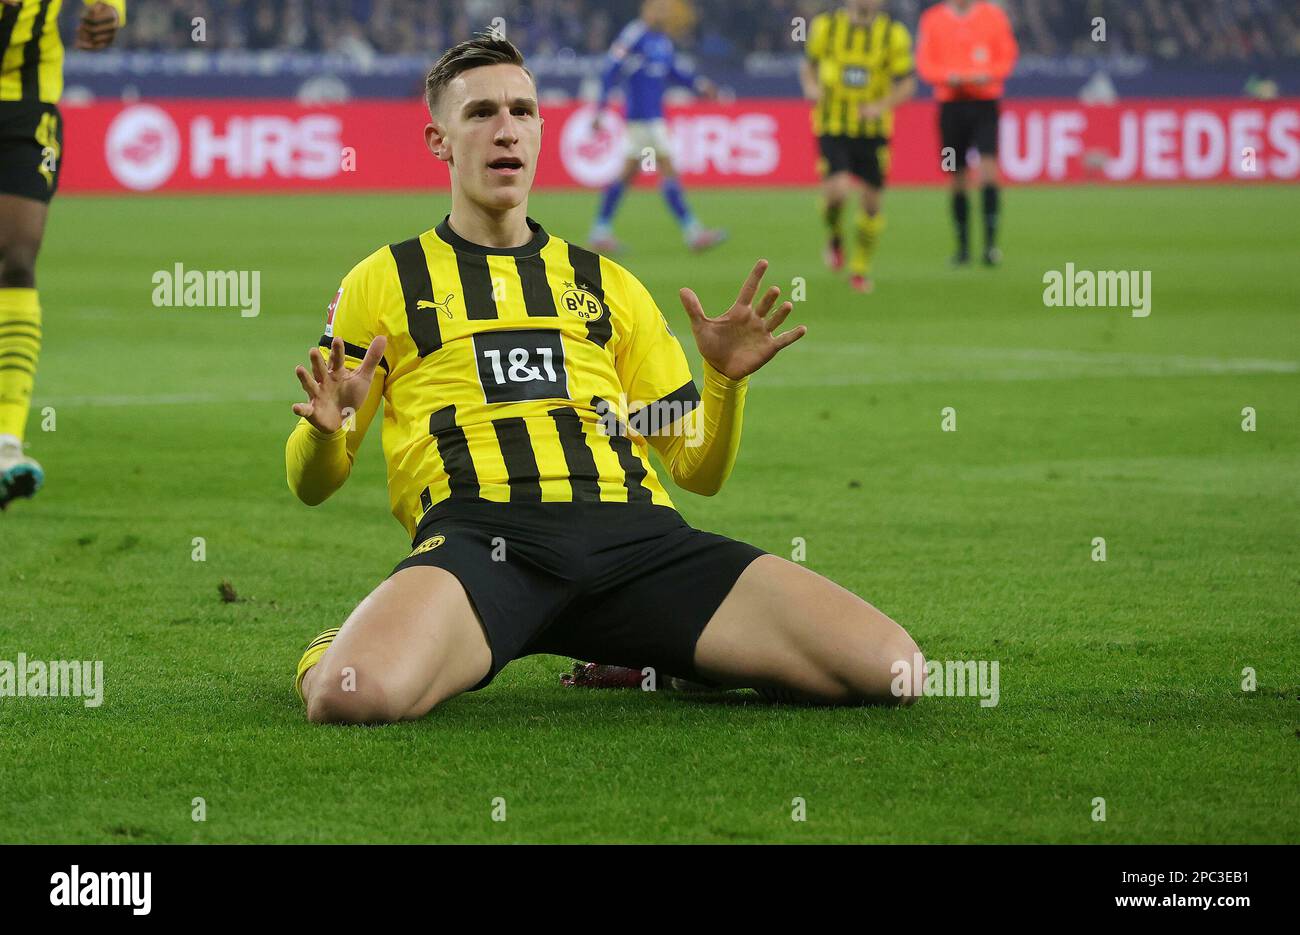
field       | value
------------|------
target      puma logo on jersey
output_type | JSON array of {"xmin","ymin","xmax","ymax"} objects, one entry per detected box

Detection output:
[{"xmin": 416, "ymin": 292, "xmax": 455, "ymax": 318}]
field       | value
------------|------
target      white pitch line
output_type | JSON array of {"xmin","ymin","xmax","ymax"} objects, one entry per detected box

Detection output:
[
  {"xmin": 33, "ymin": 391, "xmax": 286, "ymax": 408},
  {"xmin": 31, "ymin": 348, "xmax": 1297, "ymax": 405},
  {"xmin": 796, "ymin": 342, "xmax": 1300, "ymax": 368},
  {"xmin": 761, "ymin": 343, "xmax": 1299, "ymax": 386},
  {"xmin": 759, "ymin": 362, "xmax": 1299, "ymax": 388}
]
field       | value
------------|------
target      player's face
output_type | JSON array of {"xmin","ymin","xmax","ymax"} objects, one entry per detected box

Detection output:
[
  {"xmin": 641, "ymin": 0, "xmax": 669, "ymax": 30},
  {"xmin": 427, "ymin": 64, "xmax": 543, "ymax": 211}
]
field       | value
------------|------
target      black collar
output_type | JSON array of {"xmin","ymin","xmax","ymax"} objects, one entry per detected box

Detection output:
[{"xmin": 434, "ymin": 215, "xmax": 549, "ymax": 257}]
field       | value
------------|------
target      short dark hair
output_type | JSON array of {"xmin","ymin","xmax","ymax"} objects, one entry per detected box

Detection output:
[{"xmin": 424, "ymin": 32, "xmax": 534, "ymax": 117}]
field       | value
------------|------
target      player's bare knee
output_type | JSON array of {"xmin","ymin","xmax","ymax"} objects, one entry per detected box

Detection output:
[
  {"xmin": 835, "ymin": 622, "xmax": 923, "ymax": 706},
  {"xmin": 0, "ymin": 250, "xmax": 37, "ymax": 289},
  {"xmin": 305, "ymin": 668, "xmax": 403, "ymax": 725},
  {"xmin": 880, "ymin": 630, "xmax": 925, "ymax": 706}
]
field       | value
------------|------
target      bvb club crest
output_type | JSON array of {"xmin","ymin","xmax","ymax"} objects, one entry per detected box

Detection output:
[
  {"xmin": 560, "ymin": 282, "xmax": 603, "ymax": 320},
  {"xmin": 409, "ymin": 534, "xmax": 445, "ymax": 557}
]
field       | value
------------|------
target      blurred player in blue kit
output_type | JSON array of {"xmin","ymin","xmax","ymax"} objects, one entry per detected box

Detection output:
[{"xmin": 588, "ymin": 0, "xmax": 727, "ymax": 254}]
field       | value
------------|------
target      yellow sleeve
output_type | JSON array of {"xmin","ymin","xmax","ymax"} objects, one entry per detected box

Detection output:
[
  {"xmin": 612, "ymin": 262, "xmax": 698, "ymax": 423},
  {"xmin": 890, "ymin": 22, "xmax": 915, "ymax": 77},
  {"xmin": 611, "ymin": 263, "xmax": 749, "ymax": 497},
  {"xmin": 90, "ymin": 0, "xmax": 127, "ymax": 26},
  {"xmin": 806, "ymin": 13, "xmax": 828, "ymax": 60},
  {"xmin": 647, "ymin": 360, "xmax": 748, "ymax": 497},
  {"xmin": 285, "ymin": 374, "xmax": 383, "ymax": 505},
  {"xmin": 613, "ymin": 265, "xmax": 696, "ymax": 408},
  {"xmin": 285, "ymin": 255, "xmax": 388, "ymax": 505}
]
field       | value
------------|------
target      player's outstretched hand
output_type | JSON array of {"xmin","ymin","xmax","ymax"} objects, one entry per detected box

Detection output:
[
  {"xmin": 76, "ymin": 2, "xmax": 122, "ymax": 50},
  {"xmin": 678, "ymin": 259, "xmax": 806, "ymax": 381},
  {"xmin": 292, "ymin": 335, "xmax": 386, "ymax": 434}
]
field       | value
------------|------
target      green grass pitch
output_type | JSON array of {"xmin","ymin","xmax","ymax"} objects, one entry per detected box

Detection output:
[{"xmin": 0, "ymin": 185, "xmax": 1296, "ymax": 843}]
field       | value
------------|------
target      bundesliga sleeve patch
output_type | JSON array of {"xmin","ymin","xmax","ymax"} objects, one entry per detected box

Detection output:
[{"xmin": 324, "ymin": 287, "xmax": 343, "ymax": 337}]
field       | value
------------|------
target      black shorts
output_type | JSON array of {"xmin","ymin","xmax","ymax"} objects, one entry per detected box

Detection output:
[
  {"xmin": 391, "ymin": 500, "xmax": 766, "ymax": 690},
  {"xmin": 817, "ymin": 134, "xmax": 889, "ymax": 187},
  {"xmin": 0, "ymin": 101, "xmax": 62, "ymax": 203},
  {"xmin": 939, "ymin": 99, "xmax": 1000, "ymax": 171}
]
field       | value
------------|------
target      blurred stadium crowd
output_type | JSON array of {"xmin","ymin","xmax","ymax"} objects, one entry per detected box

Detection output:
[{"xmin": 66, "ymin": 0, "xmax": 1300, "ymax": 62}]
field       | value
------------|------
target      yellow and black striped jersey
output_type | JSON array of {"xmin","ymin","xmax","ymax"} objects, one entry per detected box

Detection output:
[
  {"xmin": 305, "ymin": 216, "xmax": 702, "ymax": 538},
  {"xmin": 807, "ymin": 8, "xmax": 913, "ymax": 139},
  {"xmin": 0, "ymin": 0, "xmax": 126, "ymax": 103}
]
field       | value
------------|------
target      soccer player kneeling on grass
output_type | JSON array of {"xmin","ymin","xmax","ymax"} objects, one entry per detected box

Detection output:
[{"xmin": 286, "ymin": 34, "xmax": 925, "ymax": 723}]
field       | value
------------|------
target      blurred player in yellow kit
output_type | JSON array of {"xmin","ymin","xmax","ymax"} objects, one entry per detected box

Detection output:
[
  {"xmin": 0, "ymin": 0, "xmax": 124, "ymax": 509},
  {"xmin": 800, "ymin": 0, "xmax": 915, "ymax": 294}
]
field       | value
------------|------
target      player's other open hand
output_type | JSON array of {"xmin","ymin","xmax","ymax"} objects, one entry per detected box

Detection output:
[
  {"xmin": 292, "ymin": 336, "xmax": 387, "ymax": 434},
  {"xmin": 75, "ymin": 2, "xmax": 122, "ymax": 50},
  {"xmin": 678, "ymin": 259, "xmax": 806, "ymax": 381}
]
